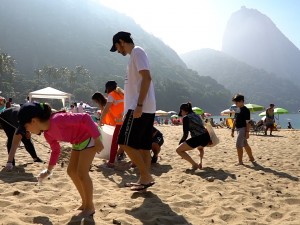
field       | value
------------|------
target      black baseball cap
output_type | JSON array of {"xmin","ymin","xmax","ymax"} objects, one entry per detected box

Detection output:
[
  {"xmin": 16, "ymin": 102, "xmax": 44, "ymax": 135},
  {"xmin": 104, "ymin": 80, "xmax": 117, "ymax": 93},
  {"xmin": 110, "ymin": 31, "xmax": 131, "ymax": 52}
]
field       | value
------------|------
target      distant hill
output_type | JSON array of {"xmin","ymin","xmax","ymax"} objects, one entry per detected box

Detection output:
[
  {"xmin": 0, "ymin": 0, "xmax": 231, "ymax": 112},
  {"xmin": 222, "ymin": 6, "xmax": 300, "ymax": 85},
  {"xmin": 181, "ymin": 49, "xmax": 300, "ymax": 112}
]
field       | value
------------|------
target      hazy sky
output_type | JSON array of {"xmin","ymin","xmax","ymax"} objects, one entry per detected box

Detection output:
[{"xmin": 97, "ymin": 0, "xmax": 300, "ymax": 54}]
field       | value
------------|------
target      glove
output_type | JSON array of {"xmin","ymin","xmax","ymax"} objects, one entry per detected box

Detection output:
[{"xmin": 37, "ymin": 169, "xmax": 52, "ymax": 184}]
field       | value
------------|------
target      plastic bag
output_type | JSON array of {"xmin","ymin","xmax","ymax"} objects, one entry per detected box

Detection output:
[
  {"xmin": 205, "ymin": 122, "xmax": 219, "ymax": 147},
  {"xmin": 95, "ymin": 125, "xmax": 115, "ymax": 160}
]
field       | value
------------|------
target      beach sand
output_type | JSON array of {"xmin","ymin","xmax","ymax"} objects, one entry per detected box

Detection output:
[{"xmin": 0, "ymin": 126, "xmax": 299, "ymax": 225}]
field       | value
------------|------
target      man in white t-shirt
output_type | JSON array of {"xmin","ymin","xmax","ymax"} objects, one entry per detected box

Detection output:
[{"xmin": 110, "ymin": 31, "xmax": 156, "ymax": 191}]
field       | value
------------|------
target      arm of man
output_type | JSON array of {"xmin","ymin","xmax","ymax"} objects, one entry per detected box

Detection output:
[{"xmin": 134, "ymin": 69, "xmax": 152, "ymax": 118}]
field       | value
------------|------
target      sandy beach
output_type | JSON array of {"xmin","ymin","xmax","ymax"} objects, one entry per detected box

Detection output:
[{"xmin": 0, "ymin": 126, "xmax": 299, "ymax": 225}]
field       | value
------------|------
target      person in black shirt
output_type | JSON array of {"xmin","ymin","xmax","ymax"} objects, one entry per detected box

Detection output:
[
  {"xmin": 151, "ymin": 127, "xmax": 164, "ymax": 163},
  {"xmin": 176, "ymin": 102, "xmax": 211, "ymax": 170},
  {"xmin": 0, "ymin": 107, "xmax": 42, "ymax": 170},
  {"xmin": 231, "ymin": 94, "xmax": 255, "ymax": 165}
]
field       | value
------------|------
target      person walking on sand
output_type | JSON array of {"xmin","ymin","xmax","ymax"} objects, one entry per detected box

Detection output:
[
  {"xmin": 176, "ymin": 102, "xmax": 211, "ymax": 170},
  {"xmin": 231, "ymin": 94, "xmax": 255, "ymax": 165},
  {"xmin": 14, "ymin": 102, "xmax": 103, "ymax": 218},
  {"xmin": 110, "ymin": 31, "xmax": 156, "ymax": 191}
]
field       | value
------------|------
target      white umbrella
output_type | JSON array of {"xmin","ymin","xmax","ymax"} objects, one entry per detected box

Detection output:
[{"xmin": 155, "ymin": 110, "xmax": 169, "ymax": 116}]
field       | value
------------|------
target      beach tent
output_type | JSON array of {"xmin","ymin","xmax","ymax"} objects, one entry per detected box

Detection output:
[{"xmin": 29, "ymin": 87, "xmax": 72, "ymax": 107}]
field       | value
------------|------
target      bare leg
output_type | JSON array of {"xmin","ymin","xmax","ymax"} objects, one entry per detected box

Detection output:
[
  {"xmin": 244, "ymin": 145, "xmax": 255, "ymax": 161},
  {"xmin": 67, "ymin": 151, "xmax": 85, "ymax": 210},
  {"xmin": 120, "ymin": 144, "xmax": 154, "ymax": 184},
  {"xmin": 197, "ymin": 147, "xmax": 204, "ymax": 168},
  {"xmin": 236, "ymin": 148, "xmax": 244, "ymax": 165},
  {"xmin": 75, "ymin": 147, "xmax": 97, "ymax": 217},
  {"xmin": 176, "ymin": 142, "xmax": 199, "ymax": 169}
]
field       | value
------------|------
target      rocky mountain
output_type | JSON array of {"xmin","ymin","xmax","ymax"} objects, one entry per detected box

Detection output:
[
  {"xmin": 0, "ymin": 0, "xmax": 231, "ymax": 112},
  {"xmin": 181, "ymin": 49, "xmax": 300, "ymax": 112},
  {"xmin": 222, "ymin": 6, "xmax": 300, "ymax": 85}
]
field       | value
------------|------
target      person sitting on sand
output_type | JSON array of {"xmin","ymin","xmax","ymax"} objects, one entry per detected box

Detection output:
[
  {"xmin": 287, "ymin": 122, "xmax": 294, "ymax": 129},
  {"xmin": 13, "ymin": 102, "xmax": 103, "ymax": 218},
  {"xmin": 176, "ymin": 102, "xmax": 211, "ymax": 170}
]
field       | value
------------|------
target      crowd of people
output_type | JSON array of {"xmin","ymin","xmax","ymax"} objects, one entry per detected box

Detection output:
[{"xmin": 0, "ymin": 31, "xmax": 292, "ymax": 219}]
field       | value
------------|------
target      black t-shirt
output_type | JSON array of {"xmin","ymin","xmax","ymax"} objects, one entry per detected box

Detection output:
[
  {"xmin": 235, "ymin": 106, "xmax": 250, "ymax": 128},
  {"xmin": 0, "ymin": 107, "xmax": 20, "ymax": 130}
]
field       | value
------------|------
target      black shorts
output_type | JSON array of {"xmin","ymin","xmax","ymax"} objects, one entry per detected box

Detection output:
[
  {"xmin": 118, "ymin": 110, "xmax": 155, "ymax": 150},
  {"xmin": 186, "ymin": 131, "xmax": 210, "ymax": 148},
  {"xmin": 153, "ymin": 133, "xmax": 164, "ymax": 146}
]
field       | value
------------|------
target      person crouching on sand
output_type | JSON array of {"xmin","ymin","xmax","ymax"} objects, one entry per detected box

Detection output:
[
  {"xmin": 16, "ymin": 102, "xmax": 103, "ymax": 218},
  {"xmin": 176, "ymin": 102, "xmax": 211, "ymax": 170}
]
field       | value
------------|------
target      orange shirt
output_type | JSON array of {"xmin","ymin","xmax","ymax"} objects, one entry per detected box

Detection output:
[{"xmin": 108, "ymin": 90, "xmax": 124, "ymax": 125}]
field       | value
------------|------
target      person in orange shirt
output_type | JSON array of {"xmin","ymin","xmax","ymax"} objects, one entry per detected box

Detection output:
[
  {"xmin": 98, "ymin": 81, "xmax": 124, "ymax": 168},
  {"xmin": 91, "ymin": 92, "xmax": 115, "ymax": 126}
]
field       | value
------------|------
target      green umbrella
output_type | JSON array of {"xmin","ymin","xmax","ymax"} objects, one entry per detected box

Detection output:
[
  {"xmin": 245, "ymin": 103, "xmax": 264, "ymax": 113},
  {"xmin": 192, "ymin": 107, "xmax": 204, "ymax": 115},
  {"xmin": 171, "ymin": 114, "xmax": 178, "ymax": 118}
]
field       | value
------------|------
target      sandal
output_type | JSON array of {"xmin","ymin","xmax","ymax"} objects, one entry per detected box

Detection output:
[
  {"xmin": 124, "ymin": 182, "xmax": 141, "ymax": 187},
  {"xmin": 130, "ymin": 182, "xmax": 155, "ymax": 191}
]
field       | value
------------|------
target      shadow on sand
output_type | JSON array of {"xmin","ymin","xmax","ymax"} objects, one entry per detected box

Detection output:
[
  {"xmin": 0, "ymin": 163, "xmax": 37, "ymax": 183},
  {"xmin": 185, "ymin": 166, "xmax": 237, "ymax": 181},
  {"xmin": 244, "ymin": 161, "xmax": 299, "ymax": 181},
  {"xmin": 125, "ymin": 191, "xmax": 192, "ymax": 225}
]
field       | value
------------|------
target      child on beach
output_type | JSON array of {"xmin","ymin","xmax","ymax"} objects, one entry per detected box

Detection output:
[
  {"xmin": 176, "ymin": 102, "xmax": 211, "ymax": 170},
  {"xmin": 231, "ymin": 94, "xmax": 255, "ymax": 165},
  {"xmin": 98, "ymin": 81, "xmax": 124, "ymax": 168},
  {"xmin": 16, "ymin": 102, "xmax": 103, "ymax": 218}
]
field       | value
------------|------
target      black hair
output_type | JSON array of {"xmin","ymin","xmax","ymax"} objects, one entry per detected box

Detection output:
[
  {"xmin": 179, "ymin": 102, "xmax": 193, "ymax": 116},
  {"xmin": 35, "ymin": 103, "xmax": 52, "ymax": 122},
  {"xmin": 232, "ymin": 94, "xmax": 244, "ymax": 102},
  {"xmin": 92, "ymin": 92, "xmax": 107, "ymax": 107}
]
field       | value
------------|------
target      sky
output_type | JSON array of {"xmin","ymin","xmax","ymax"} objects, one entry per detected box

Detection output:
[{"xmin": 97, "ymin": 0, "xmax": 300, "ymax": 54}]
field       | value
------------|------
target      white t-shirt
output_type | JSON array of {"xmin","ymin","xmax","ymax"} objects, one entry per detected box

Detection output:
[{"xmin": 124, "ymin": 46, "xmax": 156, "ymax": 113}]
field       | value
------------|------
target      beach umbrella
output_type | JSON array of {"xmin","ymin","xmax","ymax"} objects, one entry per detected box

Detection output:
[
  {"xmin": 168, "ymin": 110, "xmax": 177, "ymax": 114},
  {"xmin": 155, "ymin": 110, "xmax": 169, "ymax": 116},
  {"xmin": 220, "ymin": 109, "xmax": 235, "ymax": 116},
  {"xmin": 192, "ymin": 107, "xmax": 204, "ymax": 115},
  {"xmin": 204, "ymin": 112, "xmax": 212, "ymax": 117},
  {"xmin": 245, "ymin": 103, "xmax": 264, "ymax": 112},
  {"xmin": 259, "ymin": 107, "xmax": 288, "ymax": 121}
]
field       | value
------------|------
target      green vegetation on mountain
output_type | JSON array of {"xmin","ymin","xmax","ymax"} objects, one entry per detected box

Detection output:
[
  {"xmin": 181, "ymin": 49, "xmax": 300, "ymax": 112},
  {"xmin": 0, "ymin": 0, "xmax": 231, "ymax": 112}
]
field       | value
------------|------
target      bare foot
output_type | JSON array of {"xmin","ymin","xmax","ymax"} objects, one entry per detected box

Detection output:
[
  {"xmin": 76, "ymin": 209, "xmax": 95, "ymax": 218},
  {"xmin": 199, "ymin": 163, "xmax": 203, "ymax": 169},
  {"xmin": 76, "ymin": 205, "xmax": 84, "ymax": 211},
  {"xmin": 235, "ymin": 162, "xmax": 244, "ymax": 166}
]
